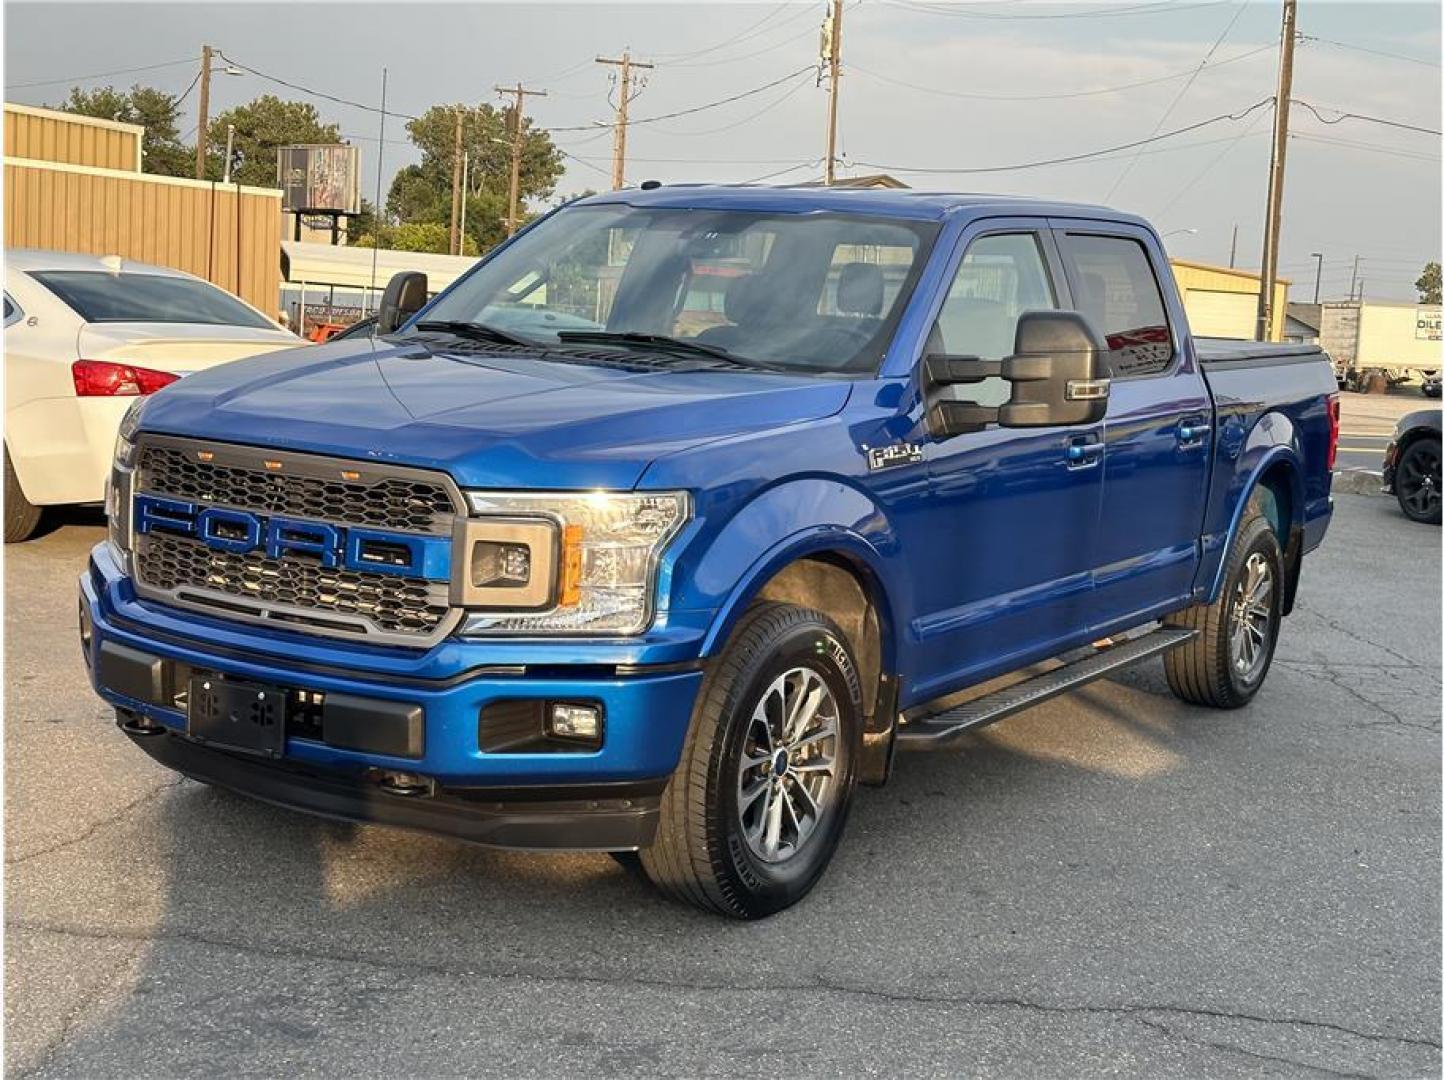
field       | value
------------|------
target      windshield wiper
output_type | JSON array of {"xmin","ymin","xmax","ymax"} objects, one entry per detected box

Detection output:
[
  {"xmin": 554, "ymin": 331, "xmax": 782, "ymax": 371},
  {"xmin": 413, "ymin": 320, "xmax": 538, "ymax": 347}
]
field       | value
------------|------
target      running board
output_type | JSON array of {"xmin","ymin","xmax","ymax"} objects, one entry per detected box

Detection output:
[{"xmin": 896, "ymin": 626, "xmax": 1198, "ymax": 748}]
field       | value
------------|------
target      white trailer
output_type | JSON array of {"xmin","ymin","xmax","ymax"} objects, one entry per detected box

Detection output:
[{"xmin": 1319, "ymin": 300, "xmax": 1443, "ymax": 391}]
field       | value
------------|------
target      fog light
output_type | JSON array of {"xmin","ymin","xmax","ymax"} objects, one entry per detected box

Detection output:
[
  {"xmin": 472, "ymin": 540, "xmax": 531, "ymax": 588},
  {"xmin": 548, "ymin": 702, "xmax": 602, "ymax": 742}
]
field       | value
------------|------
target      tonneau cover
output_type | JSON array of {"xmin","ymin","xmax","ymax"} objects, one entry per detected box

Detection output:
[{"xmin": 1195, "ymin": 338, "xmax": 1326, "ymax": 364}]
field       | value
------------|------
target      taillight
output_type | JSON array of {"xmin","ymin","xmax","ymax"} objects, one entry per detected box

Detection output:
[
  {"xmin": 72, "ymin": 360, "xmax": 180, "ymax": 397},
  {"xmin": 1326, "ymin": 393, "xmax": 1341, "ymax": 470}
]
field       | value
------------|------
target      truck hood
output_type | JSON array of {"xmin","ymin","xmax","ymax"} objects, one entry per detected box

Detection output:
[{"xmin": 138, "ymin": 336, "xmax": 853, "ymax": 490}]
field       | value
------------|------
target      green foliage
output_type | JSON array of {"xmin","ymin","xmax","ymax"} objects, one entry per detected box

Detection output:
[
  {"xmin": 205, "ymin": 94, "xmax": 341, "ymax": 187},
  {"xmin": 382, "ymin": 102, "xmax": 563, "ymax": 255},
  {"xmin": 1417, "ymin": 261, "xmax": 1442, "ymax": 305},
  {"xmin": 56, "ymin": 83, "xmax": 192, "ymax": 176},
  {"xmin": 353, "ymin": 221, "xmax": 479, "ymax": 257}
]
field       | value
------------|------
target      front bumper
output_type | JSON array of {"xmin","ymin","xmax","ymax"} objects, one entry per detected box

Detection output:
[{"xmin": 81, "ymin": 543, "xmax": 707, "ymax": 849}]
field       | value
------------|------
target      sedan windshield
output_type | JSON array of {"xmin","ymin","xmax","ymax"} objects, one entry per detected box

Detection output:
[{"xmin": 414, "ymin": 204, "xmax": 940, "ymax": 375}]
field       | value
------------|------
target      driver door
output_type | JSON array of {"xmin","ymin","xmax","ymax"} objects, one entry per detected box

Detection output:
[{"xmin": 906, "ymin": 222, "xmax": 1105, "ymax": 702}]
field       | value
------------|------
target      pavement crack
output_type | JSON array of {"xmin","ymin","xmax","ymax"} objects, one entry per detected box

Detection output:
[
  {"xmin": 5, "ymin": 777, "xmax": 185, "ymax": 867},
  {"xmin": 9, "ymin": 918, "xmax": 1440, "ymax": 1055},
  {"xmin": 1132, "ymin": 1015, "xmax": 1374, "ymax": 1078}
]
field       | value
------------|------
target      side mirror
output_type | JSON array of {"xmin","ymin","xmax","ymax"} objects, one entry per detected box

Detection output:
[
  {"xmin": 923, "ymin": 309, "xmax": 1110, "ymax": 440},
  {"xmin": 376, "ymin": 271, "xmax": 428, "ymax": 335}
]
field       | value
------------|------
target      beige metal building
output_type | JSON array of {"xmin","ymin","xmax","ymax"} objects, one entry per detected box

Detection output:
[
  {"xmin": 1169, "ymin": 260, "xmax": 1291, "ymax": 342},
  {"xmin": 3, "ymin": 102, "xmax": 143, "ymax": 173},
  {"xmin": 3, "ymin": 104, "xmax": 282, "ymax": 313}
]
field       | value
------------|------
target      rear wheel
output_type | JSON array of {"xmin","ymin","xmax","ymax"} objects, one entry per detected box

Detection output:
[
  {"xmin": 1164, "ymin": 499, "xmax": 1283, "ymax": 708},
  {"xmin": 4, "ymin": 448, "xmax": 42, "ymax": 544},
  {"xmin": 640, "ymin": 602, "xmax": 861, "ymax": 919},
  {"xmin": 1394, "ymin": 438, "xmax": 1442, "ymax": 525}
]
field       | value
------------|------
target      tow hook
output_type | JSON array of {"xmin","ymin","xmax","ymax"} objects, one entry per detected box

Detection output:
[
  {"xmin": 116, "ymin": 709, "xmax": 165, "ymax": 737},
  {"xmin": 374, "ymin": 770, "xmax": 435, "ymax": 798}
]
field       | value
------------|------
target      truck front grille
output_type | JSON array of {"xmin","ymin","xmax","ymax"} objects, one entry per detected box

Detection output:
[{"xmin": 131, "ymin": 436, "xmax": 464, "ymax": 646}]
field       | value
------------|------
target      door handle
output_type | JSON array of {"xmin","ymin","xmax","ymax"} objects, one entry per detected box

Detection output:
[
  {"xmin": 1066, "ymin": 436, "xmax": 1104, "ymax": 469},
  {"xmin": 1177, "ymin": 418, "xmax": 1211, "ymax": 445}
]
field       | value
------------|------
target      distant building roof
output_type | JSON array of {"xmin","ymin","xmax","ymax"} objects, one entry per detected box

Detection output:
[
  {"xmin": 798, "ymin": 174, "xmax": 911, "ymax": 190},
  {"xmin": 1287, "ymin": 302, "xmax": 1322, "ymax": 332}
]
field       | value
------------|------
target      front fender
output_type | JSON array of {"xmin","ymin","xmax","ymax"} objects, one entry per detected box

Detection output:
[{"xmin": 670, "ymin": 477, "xmax": 904, "ymax": 662}]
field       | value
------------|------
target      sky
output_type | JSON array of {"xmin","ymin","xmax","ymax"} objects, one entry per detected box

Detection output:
[{"xmin": 5, "ymin": 0, "xmax": 1441, "ymax": 301}]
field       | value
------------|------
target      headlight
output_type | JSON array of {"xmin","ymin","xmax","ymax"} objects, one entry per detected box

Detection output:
[
  {"xmin": 113, "ymin": 396, "xmax": 148, "ymax": 468},
  {"xmin": 456, "ymin": 491, "xmax": 689, "ymax": 635}
]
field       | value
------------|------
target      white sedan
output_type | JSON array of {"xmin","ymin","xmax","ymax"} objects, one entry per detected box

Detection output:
[{"xmin": 4, "ymin": 250, "xmax": 303, "ymax": 542}]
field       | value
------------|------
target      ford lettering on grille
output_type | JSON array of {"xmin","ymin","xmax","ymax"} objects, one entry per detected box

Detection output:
[{"xmin": 133, "ymin": 495, "xmax": 449, "ymax": 579}]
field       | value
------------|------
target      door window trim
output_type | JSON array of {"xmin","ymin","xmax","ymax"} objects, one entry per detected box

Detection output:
[
  {"xmin": 1050, "ymin": 221, "xmax": 1183, "ymax": 382},
  {"xmin": 3, "ymin": 293, "xmax": 22, "ymax": 329}
]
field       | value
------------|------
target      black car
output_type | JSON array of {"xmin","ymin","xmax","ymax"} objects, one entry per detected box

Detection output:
[
  {"xmin": 1382, "ymin": 409, "xmax": 1442, "ymax": 524},
  {"xmin": 1422, "ymin": 372, "xmax": 1441, "ymax": 399}
]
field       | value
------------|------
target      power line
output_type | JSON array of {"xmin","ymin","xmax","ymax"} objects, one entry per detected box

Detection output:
[
  {"xmin": 880, "ymin": 0, "xmax": 1227, "ymax": 20},
  {"xmin": 1291, "ymin": 131, "xmax": 1441, "ymax": 164},
  {"xmin": 640, "ymin": 75, "xmax": 814, "ymax": 138},
  {"xmin": 544, "ymin": 66, "xmax": 814, "ymax": 133},
  {"xmin": 848, "ymin": 43, "xmax": 1272, "ymax": 103},
  {"xmin": 741, "ymin": 159, "xmax": 826, "ymax": 184},
  {"xmin": 1291, "ymin": 99, "xmax": 1442, "ymax": 137},
  {"xmin": 217, "ymin": 51, "xmax": 420, "ymax": 121},
  {"xmin": 8, "ymin": 57, "xmax": 193, "ymax": 90},
  {"xmin": 649, "ymin": 1, "xmax": 795, "ymax": 62},
  {"xmin": 172, "ymin": 67, "xmax": 204, "ymax": 110},
  {"xmin": 850, "ymin": 97, "xmax": 1272, "ymax": 175},
  {"xmin": 1299, "ymin": 35, "xmax": 1441, "ymax": 69},
  {"xmin": 1102, "ymin": 0, "xmax": 1247, "ymax": 201},
  {"xmin": 664, "ymin": 4, "xmax": 824, "ymax": 69},
  {"xmin": 1154, "ymin": 100, "xmax": 1272, "ymax": 220}
]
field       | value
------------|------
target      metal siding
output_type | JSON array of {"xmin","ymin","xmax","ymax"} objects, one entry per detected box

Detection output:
[{"xmin": 2, "ymin": 159, "xmax": 281, "ymax": 312}]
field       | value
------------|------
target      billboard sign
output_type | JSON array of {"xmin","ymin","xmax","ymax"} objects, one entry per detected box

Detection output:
[
  {"xmin": 1417, "ymin": 308, "xmax": 1442, "ymax": 342},
  {"xmin": 277, "ymin": 144, "xmax": 360, "ymax": 214}
]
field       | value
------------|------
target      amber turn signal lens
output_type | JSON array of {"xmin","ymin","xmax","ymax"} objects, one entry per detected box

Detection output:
[{"xmin": 558, "ymin": 525, "xmax": 584, "ymax": 607}]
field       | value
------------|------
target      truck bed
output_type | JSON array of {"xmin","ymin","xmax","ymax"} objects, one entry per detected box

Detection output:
[{"xmin": 1194, "ymin": 338, "xmax": 1327, "ymax": 367}]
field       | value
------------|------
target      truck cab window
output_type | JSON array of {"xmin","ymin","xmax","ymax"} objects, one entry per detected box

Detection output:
[
  {"xmin": 1061, "ymin": 234, "xmax": 1174, "ymax": 378},
  {"xmin": 928, "ymin": 232, "xmax": 1058, "ymax": 405}
]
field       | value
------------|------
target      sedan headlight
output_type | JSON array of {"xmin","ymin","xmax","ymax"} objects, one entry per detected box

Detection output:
[{"xmin": 456, "ymin": 491, "xmax": 689, "ymax": 636}]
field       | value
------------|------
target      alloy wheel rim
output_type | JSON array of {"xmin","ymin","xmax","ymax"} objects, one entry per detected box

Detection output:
[
  {"xmin": 1229, "ymin": 551, "xmax": 1274, "ymax": 682},
  {"xmin": 735, "ymin": 666, "xmax": 840, "ymax": 864},
  {"xmin": 1399, "ymin": 446, "xmax": 1441, "ymax": 518}
]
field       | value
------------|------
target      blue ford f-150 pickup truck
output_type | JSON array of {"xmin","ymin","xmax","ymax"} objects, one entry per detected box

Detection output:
[{"xmin": 81, "ymin": 187, "xmax": 1338, "ymax": 917}]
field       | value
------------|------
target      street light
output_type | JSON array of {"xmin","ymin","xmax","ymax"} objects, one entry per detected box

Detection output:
[
  {"xmin": 1162, "ymin": 227, "xmax": 1199, "ymax": 239},
  {"xmin": 1310, "ymin": 252, "xmax": 1324, "ymax": 304}
]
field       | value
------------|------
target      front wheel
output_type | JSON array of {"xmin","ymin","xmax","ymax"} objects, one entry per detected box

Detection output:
[
  {"xmin": 1394, "ymin": 438, "xmax": 1442, "ymax": 525},
  {"xmin": 1164, "ymin": 500, "xmax": 1283, "ymax": 708},
  {"xmin": 640, "ymin": 602, "xmax": 862, "ymax": 919}
]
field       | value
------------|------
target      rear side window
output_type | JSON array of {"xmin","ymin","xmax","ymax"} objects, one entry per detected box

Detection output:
[
  {"xmin": 2, "ymin": 294, "xmax": 18, "ymax": 327},
  {"xmin": 30, "ymin": 271, "xmax": 274, "ymax": 329},
  {"xmin": 1060, "ymin": 234, "xmax": 1174, "ymax": 378}
]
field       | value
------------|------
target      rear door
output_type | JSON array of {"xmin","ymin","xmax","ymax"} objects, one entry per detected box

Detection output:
[{"xmin": 1051, "ymin": 221, "xmax": 1212, "ymax": 632}]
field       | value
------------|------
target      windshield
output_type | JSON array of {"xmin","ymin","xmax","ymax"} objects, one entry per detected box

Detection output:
[
  {"xmin": 32, "ymin": 271, "xmax": 277, "ymax": 329},
  {"xmin": 414, "ymin": 204, "xmax": 940, "ymax": 375}
]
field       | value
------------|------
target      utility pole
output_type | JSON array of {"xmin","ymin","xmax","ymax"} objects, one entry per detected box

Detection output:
[
  {"xmin": 1254, "ymin": 0, "xmax": 1297, "ymax": 342},
  {"xmin": 495, "ymin": 82, "xmax": 548, "ymax": 236},
  {"xmin": 1229, "ymin": 223, "xmax": 1239, "ymax": 268},
  {"xmin": 459, "ymin": 151, "xmax": 469, "ymax": 249},
  {"xmin": 195, "ymin": 44, "xmax": 214, "ymax": 179},
  {"xmin": 449, "ymin": 107, "xmax": 464, "ymax": 255},
  {"xmin": 1310, "ymin": 252, "xmax": 1323, "ymax": 304},
  {"xmin": 221, "ymin": 124, "xmax": 236, "ymax": 184},
  {"xmin": 1349, "ymin": 254, "xmax": 1361, "ymax": 301},
  {"xmin": 597, "ymin": 51, "xmax": 653, "ymax": 191},
  {"xmin": 823, "ymin": 0, "xmax": 844, "ymax": 185}
]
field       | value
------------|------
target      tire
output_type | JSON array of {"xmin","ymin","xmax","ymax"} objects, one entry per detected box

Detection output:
[
  {"xmin": 1164, "ymin": 499, "xmax": 1284, "ymax": 709},
  {"xmin": 1394, "ymin": 438, "xmax": 1442, "ymax": 525},
  {"xmin": 4, "ymin": 448, "xmax": 42, "ymax": 544},
  {"xmin": 640, "ymin": 602, "xmax": 862, "ymax": 919}
]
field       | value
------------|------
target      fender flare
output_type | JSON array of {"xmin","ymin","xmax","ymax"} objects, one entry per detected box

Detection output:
[
  {"xmin": 698, "ymin": 525, "xmax": 899, "ymax": 669},
  {"xmin": 1205, "ymin": 442, "xmax": 1305, "ymax": 603}
]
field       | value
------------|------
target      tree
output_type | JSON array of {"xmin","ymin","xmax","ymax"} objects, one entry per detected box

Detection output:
[
  {"xmin": 1417, "ymin": 261, "xmax": 1442, "ymax": 305},
  {"xmin": 56, "ymin": 84, "xmax": 192, "ymax": 176},
  {"xmin": 352, "ymin": 221, "xmax": 478, "ymax": 257},
  {"xmin": 386, "ymin": 102, "xmax": 563, "ymax": 254},
  {"xmin": 205, "ymin": 95, "xmax": 341, "ymax": 187}
]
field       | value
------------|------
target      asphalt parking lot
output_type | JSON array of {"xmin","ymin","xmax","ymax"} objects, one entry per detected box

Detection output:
[{"xmin": 4, "ymin": 493, "xmax": 1440, "ymax": 1078}]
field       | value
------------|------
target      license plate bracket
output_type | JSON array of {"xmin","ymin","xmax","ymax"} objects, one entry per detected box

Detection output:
[{"xmin": 188, "ymin": 675, "xmax": 286, "ymax": 757}]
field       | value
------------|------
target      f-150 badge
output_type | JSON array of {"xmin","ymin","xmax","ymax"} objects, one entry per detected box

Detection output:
[{"xmin": 866, "ymin": 442, "xmax": 924, "ymax": 471}]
